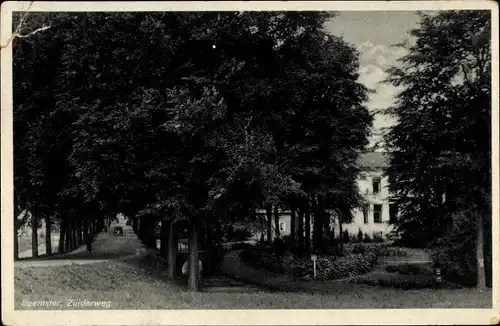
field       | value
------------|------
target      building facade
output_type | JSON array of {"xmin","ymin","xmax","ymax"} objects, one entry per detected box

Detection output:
[{"xmin": 332, "ymin": 151, "xmax": 396, "ymax": 239}]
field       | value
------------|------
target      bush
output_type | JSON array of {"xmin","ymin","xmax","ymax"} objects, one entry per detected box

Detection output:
[
  {"xmin": 429, "ymin": 210, "xmax": 491, "ymax": 287},
  {"xmin": 357, "ymin": 229, "xmax": 363, "ymax": 242},
  {"xmin": 230, "ymin": 242, "xmax": 254, "ymax": 251},
  {"xmin": 342, "ymin": 230, "xmax": 350, "ymax": 243},
  {"xmin": 363, "ymin": 233, "xmax": 371, "ymax": 243},
  {"xmin": 351, "ymin": 243, "xmax": 367, "ymax": 255},
  {"xmin": 372, "ymin": 232, "xmax": 384, "ymax": 243},
  {"xmin": 227, "ymin": 228, "xmax": 253, "ymax": 242},
  {"xmin": 315, "ymin": 251, "xmax": 380, "ymax": 280},
  {"xmin": 241, "ymin": 242, "xmax": 384, "ymax": 281},
  {"xmin": 239, "ymin": 246, "xmax": 285, "ymax": 274}
]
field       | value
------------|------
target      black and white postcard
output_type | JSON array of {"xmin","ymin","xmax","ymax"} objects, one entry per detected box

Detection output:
[{"xmin": 1, "ymin": 1, "xmax": 498, "ymax": 325}]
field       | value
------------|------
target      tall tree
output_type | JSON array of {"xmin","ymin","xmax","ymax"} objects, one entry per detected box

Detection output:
[{"xmin": 384, "ymin": 10, "xmax": 491, "ymax": 288}]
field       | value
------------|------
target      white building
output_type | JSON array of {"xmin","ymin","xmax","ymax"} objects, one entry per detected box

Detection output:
[
  {"xmin": 255, "ymin": 152, "xmax": 397, "ymax": 241},
  {"xmin": 332, "ymin": 151, "xmax": 397, "ymax": 239}
]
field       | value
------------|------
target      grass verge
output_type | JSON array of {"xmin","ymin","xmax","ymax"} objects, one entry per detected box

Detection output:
[{"xmin": 15, "ymin": 257, "xmax": 492, "ymax": 309}]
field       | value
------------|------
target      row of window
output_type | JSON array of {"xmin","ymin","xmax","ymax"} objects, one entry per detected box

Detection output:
[{"xmin": 362, "ymin": 203, "xmax": 398, "ymax": 224}]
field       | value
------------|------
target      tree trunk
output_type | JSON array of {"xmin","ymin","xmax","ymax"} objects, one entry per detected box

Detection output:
[
  {"xmin": 65, "ymin": 217, "xmax": 71, "ymax": 252},
  {"xmin": 69, "ymin": 219, "xmax": 74, "ymax": 251},
  {"xmin": 338, "ymin": 213, "xmax": 344, "ymax": 256},
  {"xmin": 160, "ymin": 220, "xmax": 169, "ymax": 257},
  {"xmin": 167, "ymin": 221, "xmax": 178, "ymax": 280},
  {"xmin": 273, "ymin": 205, "xmax": 280, "ymax": 238},
  {"xmin": 323, "ymin": 198, "xmax": 331, "ymax": 247},
  {"xmin": 313, "ymin": 195, "xmax": 324, "ymax": 252},
  {"xmin": 72, "ymin": 218, "xmax": 78, "ymax": 250},
  {"xmin": 59, "ymin": 218, "xmax": 66, "ymax": 253},
  {"xmin": 77, "ymin": 220, "xmax": 83, "ymax": 246},
  {"xmin": 147, "ymin": 220, "xmax": 158, "ymax": 249},
  {"xmin": 45, "ymin": 215, "xmax": 52, "ymax": 256},
  {"xmin": 187, "ymin": 223, "xmax": 200, "ymax": 292},
  {"xmin": 290, "ymin": 204, "xmax": 296, "ymax": 243},
  {"xmin": 31, "ymin": 211, "xmax": 38, "ymax": 257},
  {"xmin": 312, "ymin": 195, "xmax": 323, "ymax": 252},
  {"xmin": 304, "ymin": 198, "xmax": 311, "ymax": 256},
  {"xmin": 265, "ymin": 203, "xmax": 273, "ymax": 243},
  {"xmin": 132, "ymin": 217, "xmax": 138, "ymax": 234},
  {"xmin": 476, "ymin": 213, "xmax": 486, "ymax": 290},
  {"xmin": 298, "ymin": 207, "xmax": 304, "ymax": 248},
  {"xmin": 138, "ymin": 218, "xmax": 149, "ymax": 242}
]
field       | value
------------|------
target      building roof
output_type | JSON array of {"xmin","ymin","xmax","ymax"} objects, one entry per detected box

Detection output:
[{"xmin": 358, "ymin": 152, "xmax": 391, "ymax": 169}]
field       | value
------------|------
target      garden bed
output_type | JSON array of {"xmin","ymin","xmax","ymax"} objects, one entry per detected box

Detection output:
[{"xmin": 240, "ymin": 243, "xmax": 392, "ymax": 281}]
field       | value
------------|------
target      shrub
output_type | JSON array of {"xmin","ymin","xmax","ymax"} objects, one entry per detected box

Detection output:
[
  {"xmin": 342, "ymin": 229, "xmax": 350, "ymax": 243},
  {"xmin": 241, "ymin": 242, "xmax": 383, "ymax": 281},
  {"xmin": 227, "ymin": 228, "xmax": 253, "ymax": 242},
  {"xmin": 231, "ymin": 242, "xmax": 254, "ymax": 251},
  {"xmin": 372, "ymin": 232, "xmax": 384, "ymax": 243},
  {"xmin": 357, "ymin": 229, "xmax": 363, "ymax": 242},
  {"xmin": 363, "ymin": 233, "xmax": 371, "ymax": 243},
  {"xmin": 351, "ymin": 243, "xmax": 367, "ymax": 255},
  {"xmin": 239, "ymin": 246, "xmax": 285, "ymax": 274},
  {"xmin": 429, "ymin": 210, "xmax": 491, "ymax": 287},
  {"xmin": 316, "ymin": 251, "xmax": 380, "ymax": 280},
  {"xmin": 282, "ymin": 235, "xmax": 294, "ymax": 249}
]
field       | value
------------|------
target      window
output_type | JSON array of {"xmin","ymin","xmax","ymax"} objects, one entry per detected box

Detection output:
[
  {"xmin": 279, "ymin": 222, "xmax": 286, "ymax": 231},
  {"xmin": 363, "ymin": 206, "xmax": 369, "ymax": 224},
  {"xmin": 373, "ymin": 204, "xmax": 382, "ymax": 223},
  {"xmin": 389, "ymin": 203, "xmax": 398, "ymax": 224},
  {"xmin": 373, "ymin": 176, "xmax": 381, "ymax": 194}
]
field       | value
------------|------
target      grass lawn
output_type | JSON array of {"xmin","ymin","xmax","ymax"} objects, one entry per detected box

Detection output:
[{"xmin": 14, "ymin": 257, "xmax": 492, "ymax": 309}]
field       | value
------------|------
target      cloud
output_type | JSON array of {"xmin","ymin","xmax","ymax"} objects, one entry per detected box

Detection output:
[
  {"xmin": 358, "ymin": 64, "xmax": 387, "ymax": 90},
  {"xmin": 356, "ymin": 42, "xmax": 408, "ymax": 145}
]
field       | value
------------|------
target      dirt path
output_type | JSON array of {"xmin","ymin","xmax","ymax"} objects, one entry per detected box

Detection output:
[{"xmin": 15, "ymin": 219, "xmax": 146, "ymax": 268}]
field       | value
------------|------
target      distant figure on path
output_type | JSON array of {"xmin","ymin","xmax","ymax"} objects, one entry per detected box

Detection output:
[{"xmin": 274, "ymin": 236, "xmax": 286, "ymax": 265}]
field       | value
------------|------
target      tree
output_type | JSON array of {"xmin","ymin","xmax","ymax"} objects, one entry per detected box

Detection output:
[
  {"xmin": 14, "ymin": 11, "xmax": 372, "ymax": 292},
  {"xmin": 384, "ymin": 11, "xmax": 491, "ymax": 288}
]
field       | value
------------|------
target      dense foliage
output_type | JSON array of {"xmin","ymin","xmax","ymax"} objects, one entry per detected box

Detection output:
[
  {"xmin": 13, "ymin": 11, "xmax": 372, "ymax": 290},
  {"xmin": 383, "ymin": 11, "xmax": 491, "ymax": 287}
]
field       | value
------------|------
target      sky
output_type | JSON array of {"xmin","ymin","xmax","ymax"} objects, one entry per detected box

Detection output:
[{"xmin": 325, "ymin": 11, "xmax": 421, "ymax": 149}]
